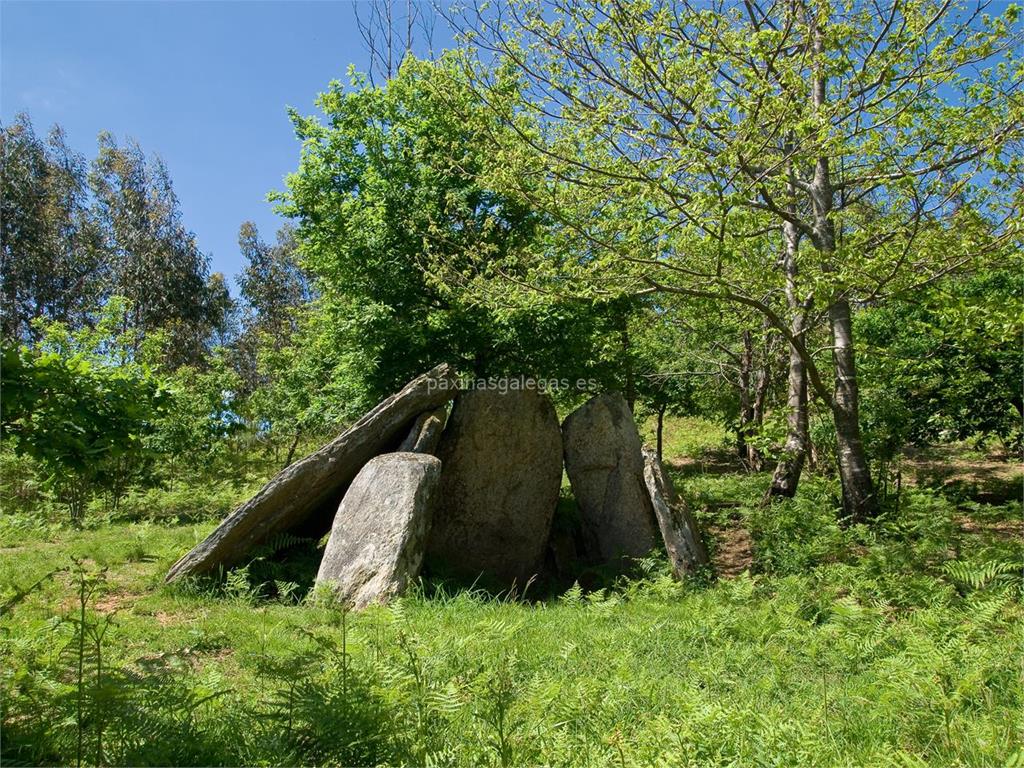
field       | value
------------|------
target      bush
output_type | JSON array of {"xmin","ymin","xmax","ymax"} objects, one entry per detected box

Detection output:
[
  {"xmin": 747, "ymin": 478, "xmax": 854, "ymax": 575},
  {"xmin": 113, "ymin": 482, "xmax": 248, "ymax": 525},
  {"xmin": 1, "ymin": 336, "xmax": 168, "ymax": 524},
  {"xmin": 0, "ymin": 447, "xmax": 46, "ymax": 515}
]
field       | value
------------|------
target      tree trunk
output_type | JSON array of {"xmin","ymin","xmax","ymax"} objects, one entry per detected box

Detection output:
[
  {"xmin": 737, "ymin": 329, "xmax": 754, "ymax": 460},
  {"xmin": 656, "ymin": 404, "xmax": 666, "ymax": 463},
  {"xmin": 768, "ymin": 341, "xmax": 808, "ymax": 498},
  {"xmin": 621, "ymin": 322, "xmax": 636, "ymax": 413},
  {"xmin": 768, "ymin": 220, "xmax": 810, "ymax": 499},
  {"xmin": 284, "ymin": 430, "xmax": 301, "ymax": 468},
  {"xmin": 808, "ymin": 15, "xmax": 877, "ymax": 521},
  {"xmin": 829, "ymin": 297, "xmax": 878, "ymax": 520},
  {"xmin": 749, "ymin": 347, "xmax": 770, "ymax": 472}
]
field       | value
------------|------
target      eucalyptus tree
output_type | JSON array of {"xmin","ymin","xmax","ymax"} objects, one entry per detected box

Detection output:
[
  {"xmin": 0, "ymin": 114, "xmax": 105, "ymax": 340},
  {"xmin": 231, "ymin": 221, "xmax": 315, "ymax": 458},
  {"xmin": 89, "ymin": 133, "xmax": 228, "ymax": 367},
  {"xmin": 453, "ymin": 0, "xmax": 1022, "ymax": 519},
  {"xmin": 232, "ymin": 222, "xmax": 311, "ymax": 393},
  {"xmin": 237, "ymin": 222, "xmax": 310, "ymax": 349}
]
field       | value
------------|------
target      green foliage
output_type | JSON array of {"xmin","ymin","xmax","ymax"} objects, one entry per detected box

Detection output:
[
  {"xmin": 244, "ymin": 308, "xmax": 363, "ymax": 442},
  {"xmin": 1, "ymin": 114, "xmax": 105, "ymax": 340},
  {"xmin": 149, "ymin": 350, "xmax": 244, "ymax": 479},
  {"xmin": 1, "ymin": 487, "xmax": 1020, "ymax": 767},
  {"xmin": 113, "ymin": 481, "xmax": 248, "ymax": 525},
  {"xmin": 279, "ymin": 57, "xmax": 623, "ymax": 401},
  {"xmin": 2, "ymin": 9, "xmax": 1022, "ymax": 766},
  {"xmin": 641, "ymin": 416, "xmax": 730, "ymax": 462},
  {"xmin": 0, "ymin": 318, "xmax": 168, "ymax": 523},
  {"xmin": 88, "ymin": 132, "xmax": 230, "ymax": 367},
  {"xmin": 747, "ymin": 478, "xmax": 853, "ymax": 576},
  {"xmin": 858, "ymin": 267, "xmax": 1024, "ymax": 455},
  {"xmin": 0, "ymin": 444, "xmax": 47, "ymax": 516},
  {"xmin": 1, "ymin": 114, "xmax": 229, "ymax": 364}
]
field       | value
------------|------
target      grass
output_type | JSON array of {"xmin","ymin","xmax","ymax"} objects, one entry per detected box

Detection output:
[
  {"xmin": 2, "ymin": 419, "xmax": 1022, "ymax": 766},
  {"xmin": 640, "ymin": 414, "xmax": 732, "ymax": 462}
]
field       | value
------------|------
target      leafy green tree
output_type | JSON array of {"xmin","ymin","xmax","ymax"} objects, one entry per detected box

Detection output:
[
  {"xmin": 237, "ymin": 222, "xmax": 309, "ymax": 348},
  {"xmin": 245, "ymin": 311, "xmax": 363, "ymax": 465},
  {"xmin": 0, "ymin": 301, "xmax": 169, "ymax": 523},
  {"xmin": 0, "ymin": 114, "xmax": 105, "ymax": 340},
  {"xmin": 858, "ymin": 267, "xmax": 1023, "ymax": 457},
  {"xmin": 148, "ymin": 349, "xmax": 245, "ymax": 482},
  {"xmin": 629, "ymin": 303, "xmax": 698, "ymax": 462},
  {"xmin": 457, "ymin": 0, "xmax": 1022, "ymax": 519},
  {"xmin": 233, "ymin": 221, "xmax": 311, "ymax": 396},
  {"xmin": 279, "ymin": 57, "xmax": 616, "ymax": 401}
]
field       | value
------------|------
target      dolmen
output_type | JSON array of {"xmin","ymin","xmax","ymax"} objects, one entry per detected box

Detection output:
[
  {"xmin": 166, "ymin": 365, "xmax": 709, "ymax": 607},
  {"xmin": 165, "ymin": 364, "xmax": 459, "ymax": 582}
]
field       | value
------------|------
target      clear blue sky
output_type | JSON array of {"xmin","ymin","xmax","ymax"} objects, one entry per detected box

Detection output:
[{"xmin": 1, "ymin": 1, "xmax": 447, "ymax": 292}]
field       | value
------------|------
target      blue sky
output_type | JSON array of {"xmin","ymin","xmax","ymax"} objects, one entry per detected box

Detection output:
[{"xmin": 1, "ymin": 1, "xmax": 447, "ymax": 291}]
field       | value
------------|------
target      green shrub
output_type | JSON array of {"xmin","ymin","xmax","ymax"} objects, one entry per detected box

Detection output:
[
  {"xmin": 747, "ymin": 479, "xmax": 853, "ymax": 575},
  {"xmin": 0, "ymin": 447, "xmax": 47, "ymax": 516},
  {"xmin": 113, "ymin": 482, "xmax": 249, "ymax": 524}
]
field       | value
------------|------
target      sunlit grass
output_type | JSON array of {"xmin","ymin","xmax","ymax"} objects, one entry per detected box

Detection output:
[{"xmin": 2, "ymin": 481, "xmax": 1021, "ymax": 766}]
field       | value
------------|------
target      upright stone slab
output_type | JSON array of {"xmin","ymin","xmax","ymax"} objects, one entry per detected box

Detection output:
[
  {"xmin": 165, "ymin": 364, "xmax": 458, "ymax": 582},
  {"xmin": 398, "ymin": 407, "xmax": 447, "ymax": 454},
  {"xmin": 642, "ymin": 447, "xmax": 709, "ymax": 578},
  {"xmin": 562, "ymin": 392, "xmax": 659, "ymax": 562},
  {"xmin": 316, "ymin": 452, "xmax": 441, "ymax": 609},
  {"xmin": 427, "ymin": 387, "xmax": 563, "ymax": 585}
]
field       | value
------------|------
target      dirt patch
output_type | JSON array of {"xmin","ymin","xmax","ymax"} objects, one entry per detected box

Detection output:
[
  {"xmin": 208, "ymin": 647, "xmax": 234, "ymax": 662},
  {"xmin": 956, "ymin": 515, "xmax": 1024, "ymax": 541},
  {"xmin": 669, "ymin": 449, "xmax": 748, "ymax": 478},
  {"xmin": 152, "ymin": 610, "xmax": 183, "ymax": 627},
  {"xmin": 93, "ymin": 592, "xmax": 146, "ymax": 614},
  {"xmin": 902, "ymin": 445, "xmax": 1022, "ymax": 504},
  {"xmin": 707, "ymin": 523, "xmax": 754, "ymax": 579}
]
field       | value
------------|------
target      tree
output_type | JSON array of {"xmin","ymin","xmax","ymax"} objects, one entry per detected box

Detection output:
[
  {"xmin": 354, "ymin": 0, "xmax": 437, "ymax": 85},
  {"xmin": 244, "ymin": 310, "xmax": 364, "ymax": 465},
  {"xmin": 89, "ymin": 133, "xmax": 228, "ymax": 367},
  {"xmin": 237, "ymin": 222, "xmax": 310, "ymax": 349},
  {"xmin": 857, "ymin": 266, "xmax": 1023, "ymax": 457},
  {"xmin": 149, "ymin": 349, "xmax": 245, "ymax": 482},
  {"xmin": 278, "ymin": 56, "xmax": 617, "ymax": 401},
  {"xmin": 0, "ymin": 114, "xmax": 105, "ymax": 340},
  {"xmin": 233, "ymin": 221, "xmax": 311, "ymax": 396},
  {"xmin": 629, "ymin": 300, "xmax": 700, "ymax": 462},
  {"xmin": 0, "ymin": 301, "xmax": 169, "ymax": 523},
  {"xmin": 454, "ymin": 0, "xmax": 1023, "ymax": 520}
]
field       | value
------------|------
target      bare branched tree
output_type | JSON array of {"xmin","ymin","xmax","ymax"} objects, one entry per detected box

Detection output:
[{"xmin": 353, "ymin": 0, "xmax": 436, "ymax": 84}]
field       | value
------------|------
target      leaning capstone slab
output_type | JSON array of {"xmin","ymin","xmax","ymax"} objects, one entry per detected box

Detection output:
[
  {"xmin": 562, "ymin": 392, "xmax": 659, "ymax": 562},
  {"xmin": 427, "ymin": 387, "xmax": 563, "ymax": 586},
  {"xmin": 398, "ymin": 407, "xmax": 447, "ymax": 454},
  {"xmin": 165, "ymin": 364, "xmax": 458, "ymax": 582},
  {"xmin": 316, "ymin": 452, "xmax": 441, "ymax": 609},
  {"xmin": 642, "ymin": 447, "xmax": 709, "ymax": 578}
]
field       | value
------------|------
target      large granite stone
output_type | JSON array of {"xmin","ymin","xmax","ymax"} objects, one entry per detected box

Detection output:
[
  {"xmin": 427, "ymin": 387, "xmax": 562, "ymax": 585},
  {"xmin": 642, "ymin": 447, "xmax": 709, "ymax": 577},
  {"xmin": 316, "ymin": 452, "xmax": 441, "ymax": 609},
  {"xmin": 562, "ymin": 392, "xmax": 659, "ymax": 562},
  {"xmin": 398, "ymin": 407, "xmax": 447, "ymax": 454}
]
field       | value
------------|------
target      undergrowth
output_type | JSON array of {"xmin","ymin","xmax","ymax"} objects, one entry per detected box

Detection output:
[{"xmin": 2, "ymin": 476, "xmax": 1021, "ymax": 767}]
